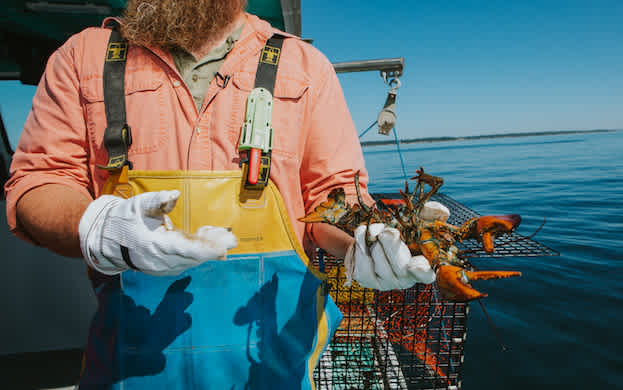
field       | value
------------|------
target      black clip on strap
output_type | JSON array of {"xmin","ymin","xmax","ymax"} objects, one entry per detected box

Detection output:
[
  {"xmin": 241, "ymin": 152, "xmax": 272, "ymax": 190},
  {"xmin": 98, "ymin": 24, "xmax": 132, "ymax": 171}
]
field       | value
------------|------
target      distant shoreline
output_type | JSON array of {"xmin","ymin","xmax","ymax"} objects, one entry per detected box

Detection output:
[{"xmin": 360, "ymin": 129, "xmax": 620, "ymax": 147}]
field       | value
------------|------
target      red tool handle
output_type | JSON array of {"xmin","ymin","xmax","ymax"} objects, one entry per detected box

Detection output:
[{"xmin": 248, "ymin": 148, "xmax": 261, "ymax": 185}]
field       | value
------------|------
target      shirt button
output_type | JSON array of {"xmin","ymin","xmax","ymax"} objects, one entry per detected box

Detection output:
[
  {"xmin": 195, "ymin": 127, "xmax": 201, "ymax": 134},
  {"xmin": 173, "ymin": 80, "xmax": 181, "ymax": 87},
  {"xmin": 192, "ymin": 74, "xmax": 199, "ymax": 82}
]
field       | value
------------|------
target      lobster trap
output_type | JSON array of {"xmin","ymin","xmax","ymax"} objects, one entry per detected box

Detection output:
[{"xmin": 312, "ymin": 193, "xmax": 558, "ymax": 390}]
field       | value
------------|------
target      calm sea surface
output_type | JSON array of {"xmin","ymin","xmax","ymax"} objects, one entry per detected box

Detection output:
[{"xmin": 362, "ymin": 131, "xmax": 623, "ymax": 389}]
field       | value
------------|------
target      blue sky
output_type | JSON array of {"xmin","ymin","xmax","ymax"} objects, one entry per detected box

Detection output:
[
  {"xmin": 302, "ymin": 0, "xmax": 623, "ymax": 140},
  {"xmin": 1, "ymin": 0, "xmax": 621, "ymax": 147}
]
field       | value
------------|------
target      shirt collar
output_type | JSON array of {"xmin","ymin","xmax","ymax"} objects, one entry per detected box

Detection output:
[{"xmin": 100, "ymin": 13, "xmax": 280, "ymax": 77}]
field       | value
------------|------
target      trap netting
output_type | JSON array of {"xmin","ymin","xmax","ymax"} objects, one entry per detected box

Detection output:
[
  {"xmin": 311, "ymin": 192, "xmax": 557, "ymax": 389},
  {"xmin": 312, "ymin": 253, "xmax": 466, "ymax": 390}
]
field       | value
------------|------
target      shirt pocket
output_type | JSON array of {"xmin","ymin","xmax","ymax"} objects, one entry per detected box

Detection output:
[
  {"xmin": 230, "ymin": 70, "xmax": 309, "ymax": 164},
  {"xmin": 82, "ymin": 73, "xmax": 170, "ymax": 167}
]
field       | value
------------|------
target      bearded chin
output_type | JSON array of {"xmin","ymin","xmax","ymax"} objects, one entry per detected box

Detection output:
[{"xmin": 121, "ymin": 0, "xmax": 246, "ymax": 51}]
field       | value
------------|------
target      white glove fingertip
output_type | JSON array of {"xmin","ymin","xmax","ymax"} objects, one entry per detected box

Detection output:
[
  {"xmin": 156, "ymin": 226, "xmax": 235, "ymax": 264},
  {"xmin": 421, "ymin": 201, "xmax": 450, "ymax": 222},
  {"xmin": 158, "ymin": 190, "xmax": 180, "ymax": 214},
  {"xmin": 140, "ymin": 190, "xmax": 179, "ymax": 216},
  {"xmin": 366, "ymin": 223, "xmax": 385, "ymax": 240},
  {"xmin": 225, "ymin": 234, "xmax": 238, "ymax": 250},
  {"xmin": 196, "ymin": 226, "xmax": 238, "ymax": 250},
  {"xmin": 407, "ymin": 255, "xmax": 436, "ymax": 284}
]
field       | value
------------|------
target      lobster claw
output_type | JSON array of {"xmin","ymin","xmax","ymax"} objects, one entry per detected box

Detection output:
[
  {"xmin": 436, "ymin": 264, "xmax": 522, "ymax": 302},
  {"xmin": 475, "ymin": 214, "xmax": 522, "ymax": 253}
]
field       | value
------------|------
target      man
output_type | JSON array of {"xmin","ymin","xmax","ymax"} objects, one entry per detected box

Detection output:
[{"xmin": 5, "ymin": 1, "xmax": 434, "ymax": 388}]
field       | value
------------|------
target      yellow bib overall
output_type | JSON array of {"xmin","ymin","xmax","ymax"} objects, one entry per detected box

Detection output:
[{"xmin": 79, "ymin": 170, "xmax": 342, "ymax": 389}]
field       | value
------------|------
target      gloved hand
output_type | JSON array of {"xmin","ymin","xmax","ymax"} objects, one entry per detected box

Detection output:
[
  {"xmin": 344, "ymin": 223, "xmax": 435, "ymax": 290},
  {"xmin": 79, "ymin": 190, "xmax": 237, "ymax": 276},
  {"xmin": 343, "ymin": 201, "xmax": 450, "ymax": 291}
]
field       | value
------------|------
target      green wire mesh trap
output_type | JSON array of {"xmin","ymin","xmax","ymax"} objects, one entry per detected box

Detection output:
[{"xmin": 312, "ymin": 254, "xmax": 466, "ymax": 390}]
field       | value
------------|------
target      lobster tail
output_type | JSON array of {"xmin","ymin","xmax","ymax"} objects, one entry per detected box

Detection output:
[{"xmin": 297, "ymin": 188, "xmax": 349, "ymax": 224}]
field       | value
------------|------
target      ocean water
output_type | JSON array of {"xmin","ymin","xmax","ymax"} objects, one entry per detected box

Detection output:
[{"xmin": 362, "ymin": 131, "xmax": 623, "ymax": 389}]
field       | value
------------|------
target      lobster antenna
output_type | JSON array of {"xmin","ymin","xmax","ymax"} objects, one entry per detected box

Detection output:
[
  {"xmin": 388, "ymin": 205, "xmax": 409, "ymax": 230},
  {"xmin": 478, "ymin": 299, "xmax": 507, "ymax": 352},
  {"xmin": 354, "ymin": 170, "xmax": 371, "ymax": 213},
  {"xmin": 506, "ymin": 217, "xmax": 546, "ymax": 242},
  {"xmin": 413, "ymin": 169, "xmax": 425, "ymax": 215}
]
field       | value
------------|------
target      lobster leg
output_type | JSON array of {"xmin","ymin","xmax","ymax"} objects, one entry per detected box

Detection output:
[
  {"xmin": 411, "ymin": 167, "xmax": 444, "ymax": 214},
  {"xmin": 436, "ymin": 265, "xmax": 521, "ymax": 302}
]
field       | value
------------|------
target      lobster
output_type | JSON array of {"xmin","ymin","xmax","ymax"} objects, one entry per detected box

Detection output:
[{"xmin": 299, "ymin": 167, "xmax": 521, "ymax": 302}]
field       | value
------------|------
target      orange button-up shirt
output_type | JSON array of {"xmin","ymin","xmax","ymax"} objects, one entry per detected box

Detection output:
[{"xmin": 5, "ymin": 13, "xmax": 373, "ymax": 246}]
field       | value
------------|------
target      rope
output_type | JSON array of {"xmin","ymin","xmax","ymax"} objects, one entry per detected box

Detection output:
[
  {"xmin": 358, "ymin": 120, "xmax": 409, "ymax": 181},
  {"xmin": 358, "ymin": 120, "xmax": 378, "ymax": 139},
  {"xmin": 392, "ymin": 127, "xmax": 408, "ymax": 181}
]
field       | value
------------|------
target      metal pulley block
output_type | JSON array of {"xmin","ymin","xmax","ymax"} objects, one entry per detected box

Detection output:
[{"xmin": 377, "ymin": 78, "xmax": 401, "ymax": 135}]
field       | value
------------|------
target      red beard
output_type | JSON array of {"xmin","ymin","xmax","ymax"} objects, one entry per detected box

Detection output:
[{"xmin": 121, "ymin": 0, "xmax": 246, "ymax": 52}]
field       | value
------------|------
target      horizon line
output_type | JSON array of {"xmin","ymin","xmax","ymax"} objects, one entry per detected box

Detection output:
[{"xmin": 360, "ymin": 128, "xmax": 621, "ymax": 147}]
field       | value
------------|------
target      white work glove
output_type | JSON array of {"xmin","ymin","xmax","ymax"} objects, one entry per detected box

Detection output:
[
  {"xmin": 343, "ymin": 201, "xmax": 450, "ymax": 291},
  {"xmin": 344, "ymin": 224, "xmax": 436, "ymax": 291},
  {"xmin": 79, "ymin": 190, "xmax": 237, "ymax": 276}
]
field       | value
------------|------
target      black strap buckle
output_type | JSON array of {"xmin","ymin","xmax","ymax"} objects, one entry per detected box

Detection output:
[{"xmin": 97, "ymin": 124, "xmax": 133, "ymax": 170}]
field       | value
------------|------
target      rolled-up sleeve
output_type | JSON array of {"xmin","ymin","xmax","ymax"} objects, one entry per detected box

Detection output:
[
  {"xmin": 4, "ymin": 34, "xmax": 92, "ymax": 240},
  {"xmin": 300, "ymin": 56, "xmax": 375, "ymax": 240}
]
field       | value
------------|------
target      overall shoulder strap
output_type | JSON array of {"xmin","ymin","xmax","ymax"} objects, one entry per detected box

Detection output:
[
  {"xmin": 254, "ymin": 34, "xmax": 285, "ymax": 94},
  {"xmin": 240, "ymin": 34, "xmax": 285, "ymax": 191},
  {"xmin": 98, "ymin": 21, "xmax": 133, "ymax": 171}
]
